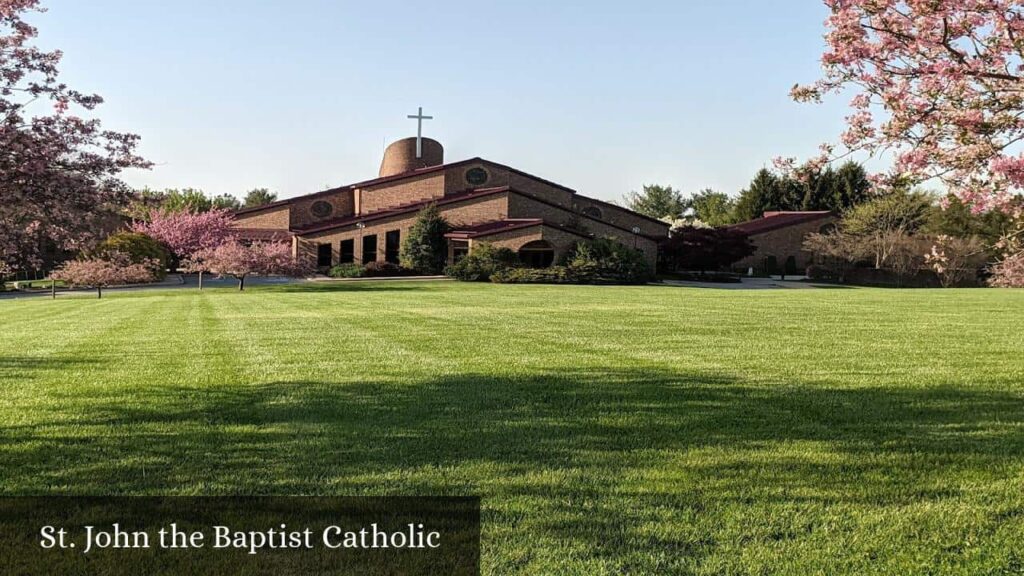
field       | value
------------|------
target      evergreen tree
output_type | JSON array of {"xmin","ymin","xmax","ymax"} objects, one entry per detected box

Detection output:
[
  {"xmin": 400, "ymin": 204, "xmax": 450, "ymax": 274},
  {"xmin": 734, "ymin": 169, "xmax": 796, "ymax": 221},
  {"xmin": 832, "ymin": 162, "xmax": 872, "ymax": 210}
]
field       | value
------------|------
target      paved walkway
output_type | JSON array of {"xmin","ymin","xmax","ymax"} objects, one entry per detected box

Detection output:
[
  {"xmin": 0, "ymin": 274, "xmax": 298, "ymax": 300},
  {"xmin": 659, "ymin": 277, "xmax": 831, "ymax": 290}
]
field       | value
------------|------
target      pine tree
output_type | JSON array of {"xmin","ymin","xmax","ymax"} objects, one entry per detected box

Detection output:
[{"xmin": 400, "ymin": 204, "xmax": 450, "ymax": 274}]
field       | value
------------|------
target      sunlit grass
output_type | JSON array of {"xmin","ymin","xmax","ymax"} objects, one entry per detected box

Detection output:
[{"xmin": 2, "ymin": 282, "xmax": 1024, "ymax": 574}]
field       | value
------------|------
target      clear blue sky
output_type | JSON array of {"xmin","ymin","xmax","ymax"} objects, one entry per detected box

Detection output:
[{"xmin": 38, "ymin": 0, "xmax": 843, "ymax": 203}]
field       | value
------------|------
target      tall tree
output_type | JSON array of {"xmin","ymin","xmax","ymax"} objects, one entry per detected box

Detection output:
[
  {"xmin": 734, "ymin": 169, "xmax": 801, "ymax": 222},
  {"xmin": 212, "ymin": 193, "xmax": 241, "ymax": 211},
  {"xmin": 399, "ymin": 204, "xmax": 450, "ymax": 273},
  {"xmin": 789, "ymin": 1, "xmax": 1024, "ymax": 274},
  {"xmin": 689, "ymin": 189, "xmax": 737, "ymax": 226},
  {"xmin": 623, "ymin": 185, "xmax": 688, "ymax": 220},
  {"xmin": 161, "ymin": 189, "xmax": 213, "ymax": 214},
  {"xmin": 0, "ymin": 0, "xmax": 149, "ymax": 273},
  {"xmin": 243, "ymin": 188, "xmax": 278, "ymax": 209},
  {"xmin": 831, "ymin": 162, "xmax": 872, "ymax": 211}
]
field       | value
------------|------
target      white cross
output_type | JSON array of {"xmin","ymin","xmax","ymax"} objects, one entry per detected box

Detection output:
[{"xmin": 407, "ymin": 106, "xmax": 434, "ymax": 159}]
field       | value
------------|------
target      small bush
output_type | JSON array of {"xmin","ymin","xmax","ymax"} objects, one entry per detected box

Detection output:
[
  {"xmin": 95, "ymin": 231, "xmax": 170, "ymax": 279},
  {"xmin": 361, "ymin": 261, "xmax": 418, "ymax": 277},
  {"xmin": 491, "ymin": 266, "xmax": 576, "ymax": 284},
  {"xmin": 327, "ymin": 262, "xmax": 418, "ymax": 279},
  {"xmin": 329, "ymin": 263, "xmax": 365, "ymax": 278},
  {"xmin": 445, "ymin": 243, "xmax": 519, "ymax": 282}
]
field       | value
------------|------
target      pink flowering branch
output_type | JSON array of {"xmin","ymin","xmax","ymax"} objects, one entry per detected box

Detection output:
[{"xmin": 792, "ymin": 1, "xmax": 1024, "ymax": 217}]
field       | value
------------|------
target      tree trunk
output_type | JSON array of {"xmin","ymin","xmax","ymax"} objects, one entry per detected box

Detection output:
[
  {"xmin": 238, "ymin": 276, "xmax": 245, "ymax": 291},
  {"xmin": 199, "ymin": 270, "xmax": 203, "ymax": 290},
  {"xmin": 51, "ymin": 280, "xmax": 56, "ymax": 300},
  {"xmin": 97, "ymin": 286, "xmax": 102, "ymax": 299}
]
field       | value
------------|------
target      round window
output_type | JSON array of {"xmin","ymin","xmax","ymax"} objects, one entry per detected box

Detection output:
[
  {"xmin": 310, "ymin": 200, "xmax": 333, "ymax": 218},
  {"xmin": 465, "ymin": 167, "xmax": 489, "ymax": 186}
]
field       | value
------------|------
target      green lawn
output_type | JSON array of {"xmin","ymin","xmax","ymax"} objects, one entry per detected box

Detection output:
[{"xmin": 3, "ymin": 282, "xmax": 1024, "ymax": 575}]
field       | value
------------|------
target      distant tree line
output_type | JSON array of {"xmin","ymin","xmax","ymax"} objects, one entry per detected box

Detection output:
[
  {"xmin": 128, "ymin": 187, "xmax": 278, "ymax": 219},
  {"xmin": 623, "ymin": 160, "xmax": 1019, "ymax": 285},
  {"xmin": 623, "ymin": 161, "xmax": 872, "ymax": 225}
]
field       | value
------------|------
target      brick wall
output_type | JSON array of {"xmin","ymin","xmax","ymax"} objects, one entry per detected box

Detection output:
[
  {"xmin": 481, "ymin": 225, "xmax": 587, "ymax": 263},
  {"xmin": 442, "ymin": 163, "xmax": 575, "ymax": 208},
  {"xmin": 506, "ymin": 193, "xmax": 659, "ymax": 267},
  {"xmin": 233, "ymin": 205, "xmax": 290, "ymax": 230},
  {"xmin": 572, "ymin": 196, "xmax": 668, "ymax": 237},
  {"xmin": 733, "ymin": 216, "xmax": 838, "ymax": 273},
  {"xmin": 297, "ymin": 192, "xmax": 510, "ymax": 267},
  {"xmin": 358, "ymin": 172, "xmax": 445, "ymax": 215},
  {"xmin": 289, "ymin": 188, "xmax": 356, "ymax": 229}
]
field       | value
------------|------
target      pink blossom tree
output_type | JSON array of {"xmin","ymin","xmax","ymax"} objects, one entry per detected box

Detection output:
[
  {"xmin": 991, "ymin": 251, "xmax": 1024, "ymax": 287},
  {"xmin": 185, "ymin": 241, "xmax": 310, "ymax": 291},
  {"xmin": 789, "ymin": 1, "xmax": 1024, "ymax": 283},
  {"xmin": 51, "ymin": 252, "xmax": 158, "ymax": 298},
  {"xmin": 1, "ymin": 0, "xmax": 149, "ymax": 273},
  {"xmin": 130, "ymin": 208, "xmax": 235, "ymax": 261}
]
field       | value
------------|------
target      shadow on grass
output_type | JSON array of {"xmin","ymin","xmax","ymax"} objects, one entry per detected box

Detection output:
[
  {"xmin": 0, "ymin": 356, "xmax": 106, "ymax": 380},
  {"xmin": 3, "ymin": 368, "xmax": 1023, "ymax": 570}
]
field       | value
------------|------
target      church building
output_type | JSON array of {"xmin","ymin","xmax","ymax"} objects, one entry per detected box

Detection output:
[{"xmin": 231, "ymin": 131, "xmax": 669, "ymax": 272}]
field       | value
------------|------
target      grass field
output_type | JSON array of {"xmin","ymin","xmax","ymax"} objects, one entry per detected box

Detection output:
[{"xmin": 3, "ymin": 281, "xmax": 1024, "ymax": 574}]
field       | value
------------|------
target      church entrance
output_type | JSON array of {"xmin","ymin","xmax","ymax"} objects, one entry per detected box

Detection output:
[{"xmin": 518, "ymin": 240, "xmax": 555, "ymax": 268}]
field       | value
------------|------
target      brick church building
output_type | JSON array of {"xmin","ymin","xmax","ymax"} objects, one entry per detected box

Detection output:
[{"xmin": 231, "ymin": 136, "xmax": 669, "ymax": 271}]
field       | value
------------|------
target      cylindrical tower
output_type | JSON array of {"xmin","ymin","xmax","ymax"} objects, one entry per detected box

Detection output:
[{"xmin": 378, "ymin": 137, "xmax": 444, "ymax": 178}]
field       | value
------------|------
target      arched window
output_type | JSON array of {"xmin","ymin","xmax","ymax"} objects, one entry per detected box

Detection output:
[
  {"xmin": 518, "ymin": 240, "xmax": 556, "ymax": 268},
  {"xmin": 581, "ymin": 206, "xmax": 603, "ymax": 219}
]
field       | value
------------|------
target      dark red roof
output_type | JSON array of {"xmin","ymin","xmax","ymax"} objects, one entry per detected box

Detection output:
[
  {"xmin": 445, "ymin": 219, "xmax": 544, "ymax": 239},
  {"xmin": 232, "ymin": 228, "xmax": 293, "ymax": 242},
  {"xmin": 729, "ymin": 211, "xmax": 834, "ymax": 235},
  {"xmin": 232, "ymin": 199, "xmax": 294, "ymax": 216}
]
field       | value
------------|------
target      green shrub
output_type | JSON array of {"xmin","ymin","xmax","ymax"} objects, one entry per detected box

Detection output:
[
  {"xmin": 95, "ymin": 231, "xmax": 170, "ymax": 279},
  {"xmin": 329, "ymin": 262, "xmax": 418, "ymax": 278},
  {"xmin": 445, "ymin": 243, "xmax": 519, "ymax": 282},
  {"xmin": 491, "ymin": 266, "xmax": 576, "ymax": 284},
  {"xmin": 362, "ymin": 262, "xmax": 418, "ymax": 277},
  {"xmin": 329, "ymin": 263, "xmax": 364, "ymax": 278},
  {"xmin": 487, "ymin": 238, "xmax": 652, "ymax": 285},
  {"xmin": 561, "ymin": 237, "xmax": 652, "ymax": 284}
]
